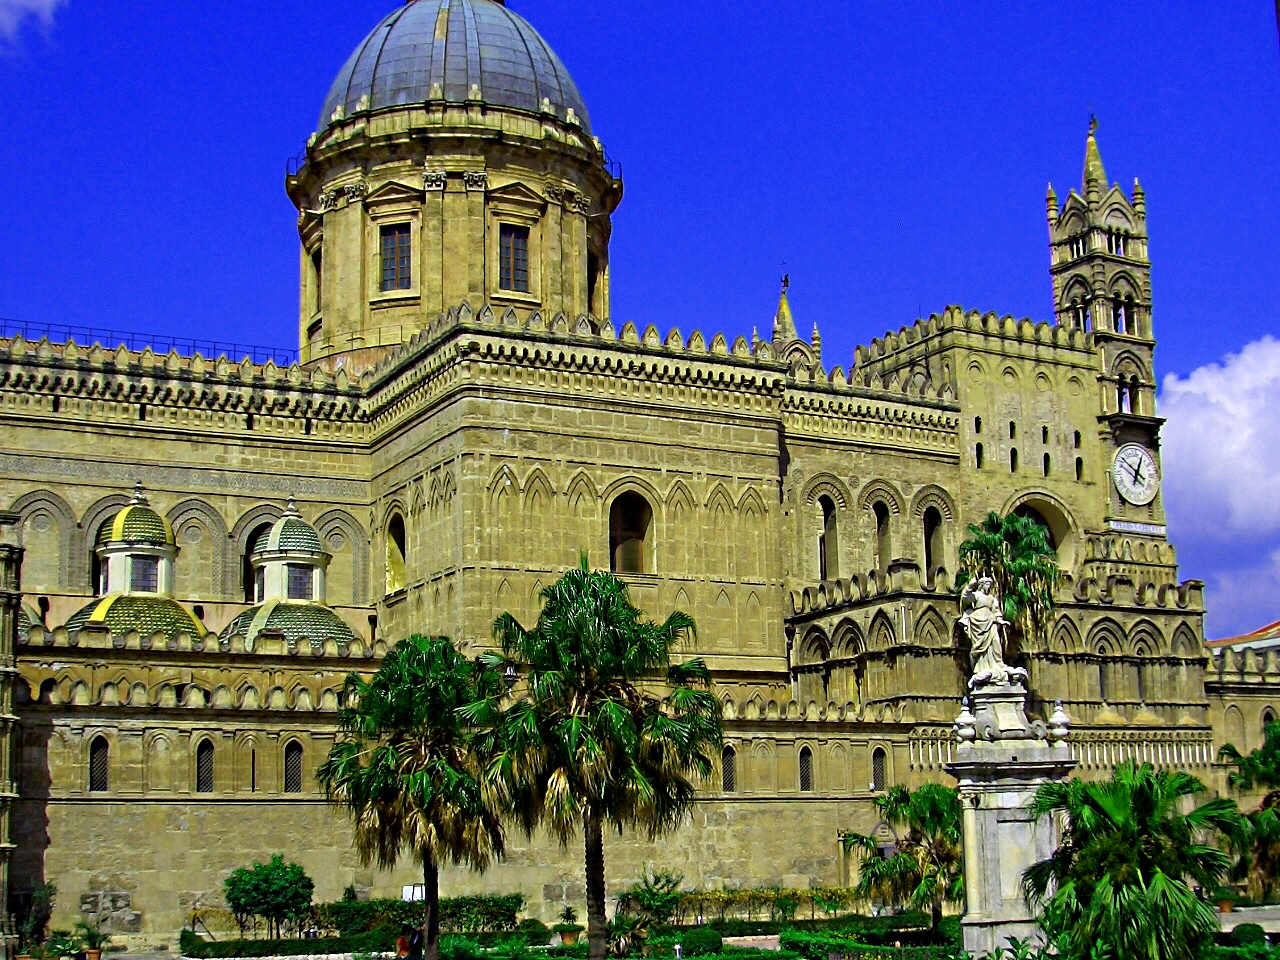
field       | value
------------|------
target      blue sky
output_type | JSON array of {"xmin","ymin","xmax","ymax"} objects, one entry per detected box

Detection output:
[{"xmin": 1, "ymin": 1, "xmax": 1278, "ymax": 636}]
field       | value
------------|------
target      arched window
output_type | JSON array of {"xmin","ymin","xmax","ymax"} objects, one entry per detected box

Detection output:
[
  {"xmin": 1074, "ymin": 430, "xmax": 1082, "ymax": 449},
  {"xmin": 1128, "ymin": 376, "xmax": 1141, "ymax": 415},
  {"xmin": 1096, "ymin": 647, "xmax": 1111, "ymax": 702},
  {"xmin": 1013, "ymin": 505, "xmax": 1057, "ymax": 551},
  {"xmin": 385, "ymin": 513, "xmax": 407, "ymax": 593},
  {"xmin": 1009, "ymin": 422, "xmax": 1017, "ymax": 440},
  {"xmin": 89, "ymin": 736, "xmax": 109, "ymax": 792},
  {"xmin": 798, "ymin": 746, "xmax": 813, "ymax": 793},
  {"xmin": 922, "ymin": 507, "xmax": 943, "ymax": 572},
  {"xmin": 196, "ymin": 739, "xmax": 215, "ymax": 794},
  {"xmin": 609, "ymin": 492, "xmax": 653, "ymax": 574},
  {"xmin": 721, "ymin": 746, "xmax": 737, "ymax": 793},
  {"xmin": 1075, "ymin": 457, "xmax": 1084, "ymax": 481},
  {"xmin": 1010, "ymin": 448, "xmax": 1019, "ymax": 473},
  {"xmin": 818, "ymin": 495, "xmax": 839, "ymax": 581},
  {"xmin": 1117, "ymin": 381, "xmax": 1131, "ymax": 414},
  {"xmin": 975, "ymin": 443, "xmax": 984, "ymax": 469},
  {"xmin": 284, "ymin": 741, "xmax": 304, "ymax": 794},
  {"xmin": 872, "ymin": 501, "xmax": 891, "ymax": 572},
  {"xmin": 243, "ymin": 522, "xmax": 273, "ymax": 602},
  {"xmin": 1113, "ymin": 296, "xmax": 1127, "ymax": 334},
  {"xmin": 1042, "ymin": 453, "xmax": 1051, "ymax": 477},
  {"xmin": 91, "ymin": 520, "xmax": 110, "ymax": 596},
  {"xmin": 871, "ymin": 747, "xmax": 887, "ymax": 792},
  {"xmin": 1134, "ymin": 647, "xmax": 1149, "ymax": 703},
  {"xmin": 1264, "ymin": 711, "xmax": 1277, "ymax": 744},
  {"xmin": 974, "ymin": 416, "xmax": 982, "ymax": 434}
]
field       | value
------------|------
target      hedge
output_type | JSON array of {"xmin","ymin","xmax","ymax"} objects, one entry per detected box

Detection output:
[
  {"xmin": 319, "ymin": 896, "xmax": 525, "ymax": 937},
  {"xmin": 779, "ymin": 929, "xmax": 960, "ymax": 960},
  {"xmin": 180, "ymin": 928, "xmax": 396, "ymax": 958}
]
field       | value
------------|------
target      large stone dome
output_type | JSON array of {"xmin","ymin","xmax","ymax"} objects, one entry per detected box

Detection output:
[{"xmin": 318, "ymin": 0, "xmax": 592, "ymax": 136}]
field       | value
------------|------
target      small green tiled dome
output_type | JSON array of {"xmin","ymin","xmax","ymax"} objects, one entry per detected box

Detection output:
[
  {"xmin": 252, "ymin": 500, "xmax": 325, "ymax": 555},
  {"xmin": 219, "ymin": 600, "xmax": 357, "ymax": 646},
  {"xmin": 97, "ymin": 503, "xmax": 174, "ymax": 547},
  {"xmin": 65, "ymin": 594, "xmax": 203, "ymax": 642}
]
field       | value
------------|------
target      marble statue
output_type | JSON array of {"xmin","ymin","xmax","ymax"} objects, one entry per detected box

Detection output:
[{"xmin": 959, "ymin": 577, "xmax": 1027, "ymax": 689}]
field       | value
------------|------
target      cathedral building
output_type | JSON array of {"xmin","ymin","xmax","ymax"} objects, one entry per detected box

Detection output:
[{"xmin": 0, "ymin": 0, "xmax": 1273, "ymax": 946}]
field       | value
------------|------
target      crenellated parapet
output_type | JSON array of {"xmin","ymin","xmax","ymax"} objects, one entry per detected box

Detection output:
[
  {"xmin": 0, "ymin": 334, "xmax": 365, "ymax": 438},
  {"xmin": 19, "ymin": 623, "xmax": 381, "ymax": 659},
  {"xmin": 1207, "ymin": 646, "xmax": 1280, "ymax": 685}
]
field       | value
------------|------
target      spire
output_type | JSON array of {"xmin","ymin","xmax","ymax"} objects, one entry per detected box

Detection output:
[
  {"xmin": 1083, "ymin": 115, "xmax": 1107, "ymax": 199},
  {"xmin": 1131, "ymin": 177, "xmax": 1146, "ymax": 218},
  {"xmin": 130, "ymin": 481, "xmax": 148, "ymax": 505},
  {"xmin": 1046, "ymin": 183, "xmax": 1058, "ymax": 224},
  {"xmin": 772, "ymin": 274, "xmax": 797, "ymax": 343}
]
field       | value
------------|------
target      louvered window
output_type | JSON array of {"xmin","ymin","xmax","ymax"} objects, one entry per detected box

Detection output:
[
  {"xmin": 196, "ymin": 740, "xmax": 215, "ymax": 793},
  {"xmin": 799, "ymin": 746, "xmax": 813, "ymax": 792},
  {"xmin": 721, "ymin": 746, "xmax": 736, "ymax": 793},
  {"xmin": 89, "ymin": 736, "xmax": 109, "ymax": 792},
  {"xmin": 284, "ymin": 741, "xmax": 304, "ymax": 794},
  {"xmin": 871, "ymin": 747, "xmax": 887, "ymax": 792}
]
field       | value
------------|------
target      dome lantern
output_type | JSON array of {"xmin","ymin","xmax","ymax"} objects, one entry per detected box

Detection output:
[
  {"xmin": 249, "ymin": 498, "xmax": 330, "ymax": 604},
  {"xmin": 95, "ymin": 483, "xmax": 178, "ymax": 597}
]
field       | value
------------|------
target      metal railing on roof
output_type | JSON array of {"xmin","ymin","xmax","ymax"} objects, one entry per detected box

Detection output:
[{"xmin": 0, "ymin": 318, "xmax": 298, "ymax": 367}]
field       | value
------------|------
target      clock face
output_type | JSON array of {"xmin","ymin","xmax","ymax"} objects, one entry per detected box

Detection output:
[{"xmin": 1112, "ymin": 443, "xmax": 1160, "ymax": 506}]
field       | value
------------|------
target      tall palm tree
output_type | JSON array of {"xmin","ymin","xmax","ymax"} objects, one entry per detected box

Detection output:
[
  {"xmin": 476, "ymin": 557, "xmax": 723, "ymax": 960},
  {"xmin": 317, "ymin": 635, "xmax": 504, "ymax": 960},
  {"xmin": 842, "ymin": 783, "xmax": 963, "ymax": 931},
  {"xmin": 956, "ymin": 511, "xmax": 1059, "ymax": 643},
  {"xmin": 1023, "ymin": 761, "xmax": 1241, "ymax": 960},
  {"xmin": 1220, "ymin": 718, "xmax": 1280, "ymax": 901}
]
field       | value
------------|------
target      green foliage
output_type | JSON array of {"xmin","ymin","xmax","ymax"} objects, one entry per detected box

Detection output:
[
  {"xmin": 44, "ymin": 930, "xmax": 82, "ymax": 959},
  {"xmin": 318, "ymin": 894, "xmax": 525, "ymax": 936},
  {"xmin": 1231, "ymin": 925, "xmax": 1268, "ymax": 947},
  {"xmin": 1221, "ymin": 721, "xmax": 1280, "ymax": 902},
  {"xmin": 843, "ymin": 783, "xmax": 963, "ymax": 930},
  {"xmin": 955, "ymin": 511, "xmax": 1059, "ymax": 642},
  {"xmin": 318, "ymin": 635, "xmax": 506, "ymax": 960},
  {"xmin": 179, "ymin": 928, "xmax": 396, "ymax": 958},
  {"xmin": 679, "ymin": 927, "xmax": 722, "ymax": 957},
  {"xmin": 618, "ymin": 871, "xmax": 685, "ymax": 927},
  {"xmin": 1024, "ymin": 761, "xmax": 1243, "ymax": 960},
  {"xmin": 17, "ymin": 882, "xmax": 56, "ymax": 949},
  {"xmin": 76, "ymin": 918, "xmax": 111, "ymax": 950},
  {"xmin": 477, "ymin": 557, "xmax": 723, "ymax": 960},
  {"xmin": 223, "ymin": 855, "xmax": 315, "ymax": 939},
  {"xmin": 439, "ymin": 936, "xmax": 486, "ymax": 960},
  {"xmin": 1208, "ymin": 947, "xmax": 1280, "ymax": 960},
  {"xmin": 779, "ymin": 929, "xmax": 959, "ymax": 960}
]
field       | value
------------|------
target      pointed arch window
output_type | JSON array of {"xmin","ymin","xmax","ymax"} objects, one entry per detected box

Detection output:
[
  {"xmin": 284, "ymin": 741, "xmax": 304, "ymax": 794},
  {"xmin": 89, "ymin": 736, "xmax": 109, "ymax": 792},
  {"xmin": 1113, "ymin": 297, "xmax": 1128, "ymax": 334},
  {"xmin": 721, "ymin": 746, "xmax": 737, "ymax": 794},
  {"xmin": 872, "ymin": 501, "xmax": 891, "ymax": 573},
  {"xmin": 818, "ymin": 495, "xmax": 839, "ymax": 581},
  {"xmin": 243, "ymin": 522, "xmax": 273, "ymax": 602},
  {"xmin": 871, "ymin": 747, "xmax": 887, "ymax": 792},
  {"xmin": 386, "ymin": 513, "xmax": 407, "ymax": 594},
  {"xmin": 196, "ymin": 739, "xmax": 215, "ymax": 793},
  {"xmin": 610, "ymin": 493, "xmax": 652, "ymax": 575},
  {"xmin": 798, "ymin": 745, "xmax": 814, "ymax": 793},
  {"xmin": 922, "ymin": 507, "xmax": 944, "ymax": 572}
]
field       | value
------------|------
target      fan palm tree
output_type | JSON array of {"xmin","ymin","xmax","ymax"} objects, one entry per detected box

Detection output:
[
  {"xmin": 474, "ymin": 557, "xmax": 723, "ymax": 960},
  {"xmin": 317, "ymin": 635, "xmax": 505, "ymax": 960},
  {"xmin": 956, "ymin": 511, "xmax": 1059, "ymax": 643},
  {"xmin": 1023, "ymin": 761, "xmax": 1241, "ymax": 960},
  {"xmin": 1220, "ymin": 718, "xmax": 1280, "ymax": 901},
  {"xmin": 842, "ymin": 783, "xmax": 963, "ymax": 931}
]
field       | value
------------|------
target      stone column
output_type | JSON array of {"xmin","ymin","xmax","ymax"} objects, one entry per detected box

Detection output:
[
  {"xmin": 0, "ymin": 511, "xmax": 22, "ymax": 960},
  {"xmin": 947, "ymin": 687, "xmax": 1074, "ymax": 955}
]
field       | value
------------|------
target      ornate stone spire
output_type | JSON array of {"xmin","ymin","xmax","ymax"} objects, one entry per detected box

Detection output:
[
  {"xmin": 772, "ymin": 274, "xmax": 797, "ymax": 343},
  {"xmin": 1083, "ymin": 115, "xmax": 1107, "ymax": 200}
]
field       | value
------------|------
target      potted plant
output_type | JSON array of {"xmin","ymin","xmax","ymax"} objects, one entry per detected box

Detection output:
[
  {"xmin": 77, "ymin": 918, "xmax": 111, "ymax": 960},
  {"xmin": 1212, "ymin": 885, "xmax": 1238, "ymax": 914},
  {"xmin": 45, "ymin": 931, "xmax": 81, "ymax": 960},
  {"xmin": 553, "ymin": 906, "xmax": 584, "ymax": 946}
]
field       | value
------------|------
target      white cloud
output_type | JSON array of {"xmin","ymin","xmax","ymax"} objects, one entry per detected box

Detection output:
[
  {"xmin": 0, "ymin": 0, "xmax": 66, "ymax": 39},
  {"xmin": 1160, "ymin": 335, "xmax": 1280, "ymax": 637}
]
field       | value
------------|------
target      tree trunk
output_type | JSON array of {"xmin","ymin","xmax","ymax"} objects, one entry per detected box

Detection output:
[
  {"xmin": 931, "ymin": 897, "xmax": 942, "ymax": 932},
  {"xmin": 424, "ymin": 856, "xmax": 440, "ymax": 960},
  {"xmin": 584, "ymin": 809, "xmax": 608, "ymax": 960}
]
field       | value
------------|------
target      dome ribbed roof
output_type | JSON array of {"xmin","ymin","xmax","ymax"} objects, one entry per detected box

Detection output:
[
  {"xmin": 220, "ymin": 601, "xmax": 358, "ymax": 647},
  {"xmin": 319, "ymin": 0, "xmax": 591, "ymax": 136},
  {"xmin": 97, "ymin": 503, "xmax": 174, "ymax": 548},
  {"xmin": 65, "ymin": 595, "xmax": 203, "ymax": 642},
  {"xmin": 252, "ymin": 510, "xmax": 325, "ymax": 556}
]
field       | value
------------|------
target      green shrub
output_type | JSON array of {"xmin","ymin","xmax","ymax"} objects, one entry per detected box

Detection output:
[
  {"xmin": 1233, "ymin": 926, "xmax": 1269, "ymax": 947},
  {"xmin": 1209, "ymin": 947, "xmax": 1279, "ymax": 960},
  {"xmin": 318, "ymin": 894, "xmax": 524, "ymax": 937},
  {"xmin": 439, "ymin": 936, "xmax": 485, "ymax": 960},
  {"xmin": 224, "ymin": 856, "xmax": 315, "ymax": 939},
  {"xmin": 680, "ymin": 927, "xmax": 722, "ymax": 957},
  {"xmin": 778, "ymin": 928, "xmax": 958, "ymax": 960},
  {"xmin": 178, "ymin": 927, "xmax": 396, "ymax": 958}
]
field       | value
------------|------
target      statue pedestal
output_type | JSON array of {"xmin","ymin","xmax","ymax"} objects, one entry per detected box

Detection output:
[{"xmin": 948, "ymin": 687, "xmax": 1075, "ymax": 955}]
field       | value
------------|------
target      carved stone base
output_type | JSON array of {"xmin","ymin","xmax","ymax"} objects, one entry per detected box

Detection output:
[{"xmin": 968, "ymin": 680, "xmax": 1045, "ymax": 740}]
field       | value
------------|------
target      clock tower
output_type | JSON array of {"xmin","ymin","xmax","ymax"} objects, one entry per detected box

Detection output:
[{"xmin": 1047, "ymin": 120, "xmax": 1172, "ymax": 573}]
